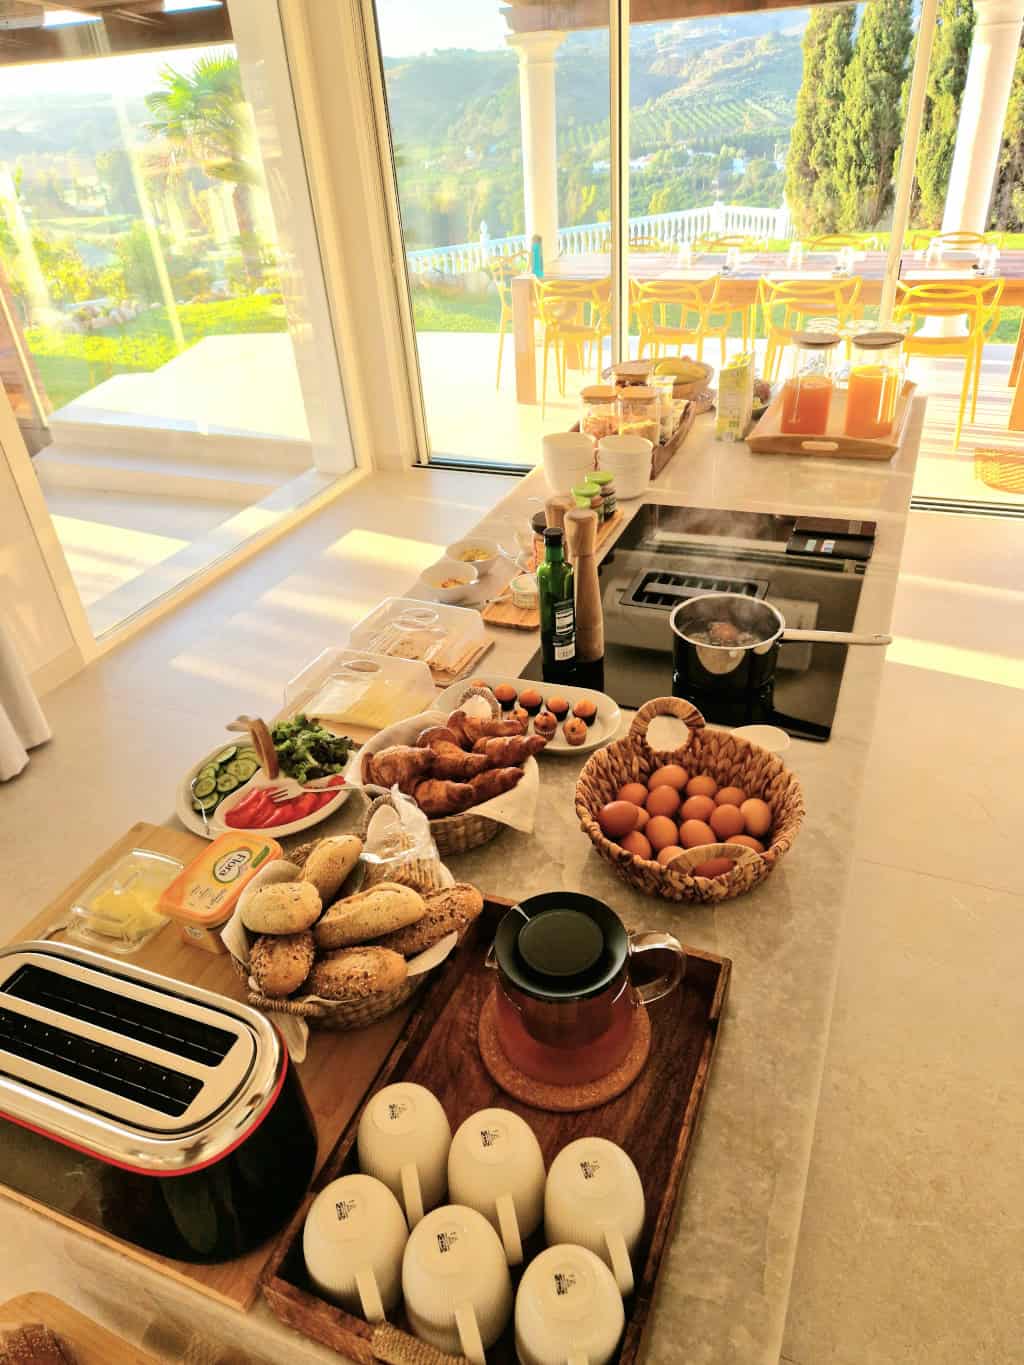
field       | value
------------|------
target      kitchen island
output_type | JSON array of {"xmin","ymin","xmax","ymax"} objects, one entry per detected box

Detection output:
[{"xmin": 0, "ymin": 404, "xmax": 924, "ymax": 1365}]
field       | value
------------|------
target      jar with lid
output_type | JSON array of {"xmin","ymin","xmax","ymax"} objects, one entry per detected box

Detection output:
[
  {"xmin": 844, "ymin": 330, "xmax": 904, "ymax": 438},
  {"xmin": 571, "ymin": 480, "xmax": 604, "ymax": 521},
  {"xmin": 648, "ymin": 372, "xmax": 677, "ymax": 442},
  {"xmin": 610, "ymin": 360, "xmax": 652, "ymax": 389},
  {"xmin": 780, "ymin": 332, "xmax": 839, "ymax": 436},
  {"xmin": 617, "ymin": 386, "xmax": 660, "ymax": 446},
  {"xmin": 580, "ymin": 385, "xmax": 619, "ymax": 441},
  {"xmin": 590, "ymin": 469, "xmax": 617, "ymax": 521}
]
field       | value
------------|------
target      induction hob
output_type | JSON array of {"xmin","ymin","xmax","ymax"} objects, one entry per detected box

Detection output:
[{"xmin": 521, "ymin": 503, "xmax": 873, "ymax": 741}]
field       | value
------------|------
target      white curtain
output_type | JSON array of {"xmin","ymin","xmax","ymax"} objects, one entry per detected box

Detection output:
[{"xmin": 0, "ymin": 620, "xmax": 50, "ymax": 781}]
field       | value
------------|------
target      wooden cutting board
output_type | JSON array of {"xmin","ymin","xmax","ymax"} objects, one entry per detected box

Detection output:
[
  {"xmin": 2, "ymin": 823, "xmax": 415, "ymax": 1312},
  {"xmin": 0, "ymin": 1294, "xmax": 159, "ymax": 1364}
]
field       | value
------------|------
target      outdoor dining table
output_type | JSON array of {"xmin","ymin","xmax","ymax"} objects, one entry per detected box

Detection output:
[{"xmin": 510, "ymin": 249, "xmax": 1024, "ymax": 411}]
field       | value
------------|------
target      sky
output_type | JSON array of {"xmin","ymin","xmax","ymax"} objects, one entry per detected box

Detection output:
[
  {"xmin": 0, "ymin": 43, "xmax": 232, "ymax": 99},
  {"xmin": 375, "ymin": 0, "xmax": 508, "ymax": 58}
]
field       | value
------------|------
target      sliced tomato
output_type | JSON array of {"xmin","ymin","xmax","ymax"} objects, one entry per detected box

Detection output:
[
  {"xmin": 264, "ymin": 800, "xmax": 304, "ymax": 827},
  {"xmin": 288, "ymin": 792, "xmax": 319, "ymax": 821},
  {"xmin": 326, "ymin": 773, "xmax": 346, "ymax": 788},
  {"xmin": 312, "ymin": 789, "xmax": 338, "ymax": 810}
]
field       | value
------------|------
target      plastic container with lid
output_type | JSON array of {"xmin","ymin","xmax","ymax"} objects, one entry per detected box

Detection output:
[
  {"xmin": 844, "ymin": 330, "xmax": 904, "ymax": 439},
  {"xmin": 348, "ymin": 597, "xmax": 486, "ymax": 678},
  {"xmin": 69, "ymin": 848, "xmax": 181, "ymax": 955},
  {"xmin": 590, "ymin": 469, "xmax": 617, "ymax": 519},
  {"xmin": 617, "ymin": 386, "xmax": 660, "ymax": 446},
  {"xmin": 284, "ymin": 647, "xmax": 436, "ymax": 733},
  {"xmin": 580, "ymin": 385, "xmax": 619, "ymax": 440},
  {"xmin": 158, "ymin": 832, "xmax": 282, "ymax": 953},
  {"xmin": 780, "ymin": 332, "xmax": 840, "ymax": 436}
]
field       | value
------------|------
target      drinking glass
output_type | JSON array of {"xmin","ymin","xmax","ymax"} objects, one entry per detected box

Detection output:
[{"xmin": 786, "ymin": 241, "xmax": 804, "ymax": 271}]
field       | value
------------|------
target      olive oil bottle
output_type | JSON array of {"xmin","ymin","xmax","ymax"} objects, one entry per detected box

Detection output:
[{"xmin": 537, "ymin": 527, "xmax": 576, "ymax": 684}]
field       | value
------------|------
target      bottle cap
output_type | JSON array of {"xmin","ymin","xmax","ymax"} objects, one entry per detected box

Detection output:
[{"xmin": 543, "ymin": 527, "xmax": 565, "ymax": 545}]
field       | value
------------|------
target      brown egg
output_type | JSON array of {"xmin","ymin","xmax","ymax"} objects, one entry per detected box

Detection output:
[
  {"xmin": 646, "ymin": 815, "xmax": 679, "ymax": 852},
  {"xmin": 633, "ymin": 807, "xmax": 650, "ymax": 830},
  {"xmin": 728, "ymin": 834, "xmax": 765, "ymax": 853},
  {"xmin": 645, "ymin": 785, "xmax": 681, "ymax": 819},
  {"xmin": 680, "ymin": 794, "xmax": 715, "ymax": 823},
  {"xmin": 597, "ymin": 801, "xmax": 640, "ymax": 840},
  {"xmin": 695, "ymin": 857, "xmax": 734, "ymax": 878},
  {"xmin": 618, "ymin": 782, "xmax": 649, "ymax": 806},
  {"xmin": 648, "ymin": 764, "xmax": 689, "ymax": 791},
  {"xmin": 715, "ymin": 785, "xmax": 747, "ymax": 807},
  {"xmin": 710, "ymin": 804, "xmax": 745, "ymax": 839},
  {"xmin": 621, "ymin": 830, "xmax": 653, "ymax": 860},
  {"xmin": 657, "ymin": 845, "xmax": 685, "ymax": 866},
  {"xmin": 679, "ymin": 819, "xmax": 716, "ymax": 849},
  {"xmin": 740, "ymin": 798, "xmax": 772, "ymax": 838},
  {"xmin": 685, "ymin": 774, "xmax": 719, "ymax": 799}
]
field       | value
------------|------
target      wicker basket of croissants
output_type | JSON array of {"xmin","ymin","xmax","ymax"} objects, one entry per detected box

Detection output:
[{"xmin": 360, "ymin": 687, "xmax": 546, "ymax": 856}]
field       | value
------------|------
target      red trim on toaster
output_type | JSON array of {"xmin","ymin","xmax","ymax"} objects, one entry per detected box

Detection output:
[{"xmin": 0, "ymin": 1044, "xmax": 290, "ymax": 1178}]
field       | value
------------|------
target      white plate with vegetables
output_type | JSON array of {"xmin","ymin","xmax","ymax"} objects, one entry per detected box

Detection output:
[{"xmin": 176, "ymin": 714, "xmax": 356, "ymax": 840}]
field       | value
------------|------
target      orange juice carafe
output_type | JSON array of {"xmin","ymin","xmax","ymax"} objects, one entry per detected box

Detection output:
[
  {"xmin": 844, "ymin": 331, "xmax": 904, "ymax": 439},
  {"xmin": 779, "ymin": 332, "xmax": 840, "ymax": 436}
]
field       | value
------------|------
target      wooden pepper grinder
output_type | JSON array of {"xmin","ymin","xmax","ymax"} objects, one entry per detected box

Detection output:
[
  {"xmin": 545, "ymin": 495, "xmax": 576, "ymax": 560},
  {"xmin": 564, "ymin": 507, "xmax": 604, "ymax": 691}
]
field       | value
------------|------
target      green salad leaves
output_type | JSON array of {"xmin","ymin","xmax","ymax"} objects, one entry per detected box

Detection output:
[{"xmin": 271, "ymin": 714, "xmax": 354, "ymax": 782}]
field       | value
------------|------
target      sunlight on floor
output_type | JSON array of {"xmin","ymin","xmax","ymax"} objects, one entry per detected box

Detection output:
[{"xmin": 49, "ymin": 513, "xmax": 191, "ymax": 608}]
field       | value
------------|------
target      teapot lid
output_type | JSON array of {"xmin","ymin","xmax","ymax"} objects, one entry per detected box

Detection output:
[{"xmin": 495, "ymin": 893, "xmax": 628, "ymax": 1002}]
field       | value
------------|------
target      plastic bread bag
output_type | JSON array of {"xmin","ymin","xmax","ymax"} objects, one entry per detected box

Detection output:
[{"xmin": 358, "ymin": 789, "xmax": 449, "ymax": 895}]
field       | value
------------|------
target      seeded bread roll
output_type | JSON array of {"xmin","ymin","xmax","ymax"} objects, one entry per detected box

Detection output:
[
  {"xmin": 313, "ymin": 882, "xmax": 425, "ymax": 950},
  {"xmin": 374, "ymin": 883, "xmax": 483, "ymax": 957},
  {"xmin": 300, "ymin": 834, "xmax": 363, "ymax": 904},
  {"xmin": 307, "ymin": 946, "xmax": 408, "ymax": 1001},
  {"xmin": 0, "ymin": 1324, "xmax": 75, "ymax": 1364},
  {"xmin": 249, "ymin": 931, "xmax": 316, "ymax": 998},
  {"xmin": 241, "ymin": 880, "xmax": 321, "ymax": 934}
]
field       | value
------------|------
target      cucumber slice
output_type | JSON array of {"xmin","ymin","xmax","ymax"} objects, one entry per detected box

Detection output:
[
  {"xmin": 198, "ymin": 764, "xmax": 218, "ymax": 781},
  {"xmin": 216, "ymin": 773, "xmax": 240, "ymax": 794},
  {"xmin": 238, "ymin": 747, "xmax": 259, "ymax": 763},
  {"xmin": 213, "ymin": 746, "xmax": 238, "ymax": 766},
  {"xmin": 224, "ymin": 759, "xmax": 250, "ymax": 780},
  {"xmin": 193, "ymin": 792, "xmax": 220, "ymax": 813},
  {"xmin": 193, "ymin": 775, "xmax": 217, "ymax": 799},
  {"xmin": 233, "ymin": 758, "xmax": 259, "ymax": 781}
]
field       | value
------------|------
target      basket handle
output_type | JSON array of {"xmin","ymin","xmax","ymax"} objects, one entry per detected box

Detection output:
[
  {"xmin": 226, "ymin": 714, "xmax": 279, "ymax": 779},
  {"xmin": 452, "ymin": 685, "xmax": 499, "ymax": 717},
  {"xmin": 358, "ymin": 790, "xmax": 411, "ymax": 838},
  {"xmin": 627, "ymin": 697, "xmax": 705, "ymax": 759},
  {"xmin": 371, "ymin": 1322, "xmax": 456, "ymax": 1365}
]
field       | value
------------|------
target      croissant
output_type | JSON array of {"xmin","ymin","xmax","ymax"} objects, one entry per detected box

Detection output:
[
  {"xmin": 427, "ymin": 741, "xmax": 491, "ymax": 781},
  {"xmin": 366, "ymin": 745, "xmax": 433, "ymax": 794},
  {"xmin": 466, "ymin": 766, "xmax": 524, "ymax": 804},
  {"xmin": 416, "ymin": 725, "xmax": 460, "ymax": 749},
  {"xmin": 472, "ymin": 734, "xmax": 548, "ymax": 766},
  {"xmin": 447, "ymin": 709, "xmax": 525, "ymax": 747},
  {"xmin": 413, "ymin": 778, "xmax": 476, "ymax": 817}
]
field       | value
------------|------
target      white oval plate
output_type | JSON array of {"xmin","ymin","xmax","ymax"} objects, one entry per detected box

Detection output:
[{"xmin": 434, "ymin": 676, "xmax": 622, "ymax": 756}]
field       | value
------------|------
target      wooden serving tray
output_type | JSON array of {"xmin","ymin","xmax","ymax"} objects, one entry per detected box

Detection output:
[
  {"xmin": 262, "ymin": 897, "xmax": 731, "ymax": 1365},
  {"xmin": 0, "ymin": 1294, "xmax": 160, "ymax": 1364},
  {"xmin": 746, "ymin": 379, "xmax": 916, "ymax": 460}
]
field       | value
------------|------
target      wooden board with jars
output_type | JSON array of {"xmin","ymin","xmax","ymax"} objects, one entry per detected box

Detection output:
[{"xmin": 746, "ymin": 380, "xmax": 917, "ymax": 461}]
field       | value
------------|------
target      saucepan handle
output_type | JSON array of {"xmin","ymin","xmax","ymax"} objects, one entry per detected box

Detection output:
[
  {"xmin": 782, "ymin": 628, "xmax": 891, "ymax": 646},
  {"xmin": 627, "ymin": 931, "xmax": 686, "ymax": 1006}
]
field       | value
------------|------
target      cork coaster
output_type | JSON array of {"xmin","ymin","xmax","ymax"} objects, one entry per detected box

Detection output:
[{"xmin": 477, "ymin": 990, "xmax": 651, "ymax": 1113}]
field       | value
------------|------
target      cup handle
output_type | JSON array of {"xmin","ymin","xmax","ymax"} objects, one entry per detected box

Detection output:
[
  {"xmin": 455, "ymin": 1302, "xmax": 486, "ymax": 1365},
  {"xmin": 495, "ymin": 1193, "xmax": 523, "ymax": 1266},
  {"xmin": 400, "ymin": 1162, "xmax": 425, "ymax": 1228},
  {"xmin": 628, "ymin": 930, "xmax": 686, "ymax": 1006},
  {"xmin": 603, "ymin": 1226, "xmax": 634, "ymax": 1297},
  {"xmin": 355, "ymin": 1266, "xmax": 386, "ymax": 1323}
]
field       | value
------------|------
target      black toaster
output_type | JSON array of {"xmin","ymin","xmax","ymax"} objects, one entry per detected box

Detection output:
[{"xmin": 0, "ymin": 940, "xmax": 317, "ymax": 1263}]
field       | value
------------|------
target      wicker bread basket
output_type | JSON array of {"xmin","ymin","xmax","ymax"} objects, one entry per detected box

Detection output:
[
  {"xmin": 575, "ymin": 696, "xmax": 804, "ymax": 903},
  {"xmin": 233, "ymin": 955, "xmax": 421, "ymax": 1031}
]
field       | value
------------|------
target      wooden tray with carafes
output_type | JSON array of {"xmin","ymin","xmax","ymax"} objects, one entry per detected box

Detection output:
[
  {"xmin": 261, "ymin": 895, "xmax": 731, "ymax": 1365},
  {"xmin": 746, "ymin": 379, "xmax": 916, "ymax": 460}
]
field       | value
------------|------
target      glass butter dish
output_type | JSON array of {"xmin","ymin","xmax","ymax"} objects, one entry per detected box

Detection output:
[{"xmin": 69, "ymin": 848, "xmax": 182, "ymax": 955}]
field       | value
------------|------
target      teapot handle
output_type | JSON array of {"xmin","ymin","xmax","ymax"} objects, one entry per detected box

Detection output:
[{"xmin": 627, "ymin": 931, "xmax": 686, "ymax": 1006}]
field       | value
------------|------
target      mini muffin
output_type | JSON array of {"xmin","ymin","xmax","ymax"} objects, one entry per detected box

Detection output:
[
  {"xmin": 562, "ymin": 717, "xmax": 588, "ymax": 746},
  {"xmin": 533, "ymin": 711, "xmax": 558, "ymax": 739},
  {"xmin": 545, "ymin": 695, "xmax": 570, "ymax": 721},
  {"xmin": 493, "ymin": 682, "xmax": 518, "ymax": 712},
  {"xmin": 468, "ymin": 678, "xmax": 489, "ymax": 689},
  {"xmin": 511, "ymin": 705, "xmax": 530, "ymax": 730},
  {"xmin": 573, "ymin": 698, "xmax": 598, "ymax": 727},
  {"xmin": 519, "ymin": 687, "xmax": 543, "ymax": 716}
]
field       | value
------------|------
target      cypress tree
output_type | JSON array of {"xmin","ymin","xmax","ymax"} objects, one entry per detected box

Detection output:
[
  {"xmin": 911, "ymin": 0, "xmax": 975, "ymax": 228},
  {"xmin": 809, "ymin": 6, "xmax": 858, "ymax": 234},
  {"xmin": 786, "ymin": 10, "xmax": 839, "ymax": 237},
  {"xmin": 989, "ymin": 37, "xmax": 1024, "ymax": 231},
  {"xmin": 835, "ymin": 0, "xmax": 914, "ymax": 230}
]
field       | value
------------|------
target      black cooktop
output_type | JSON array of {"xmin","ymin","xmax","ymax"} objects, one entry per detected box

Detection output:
[{"xmin": 521, "ymin": 503, "xmax": 874, "ymax": 741}]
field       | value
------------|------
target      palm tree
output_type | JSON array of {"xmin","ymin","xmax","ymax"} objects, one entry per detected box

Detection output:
[{"xmin": 144, "ymin": 55, "xmax": 263, "ymax": 281}]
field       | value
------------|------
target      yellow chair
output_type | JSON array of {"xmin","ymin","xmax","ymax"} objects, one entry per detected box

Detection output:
[
  {"xmin": 907, "ymin": 229, "xmax": 1002, "ymax": 251},
  {"xmin": 758, "ymin": 277, "xmax": 863, "ymax": 381},
  {"xmin": 893, "ymin": 278, "xmax": 1004, "ymax": 447},
  {"xmin": 802, "ymin": 232, "xmax": 879, "ymax": 251},
  {"xmin": 693, "ymin": 233, "xmax": 766, "ymax": 254},
  {"xmin": 488, "ymin": 251, "xmax": 529, "ymax": 389},
  {"xmin": 631, "ymin": 276, "xmax": 749, "ymax": 364},
  {"xmin": 534, "ymin": 277, "xmax": 611, "ymax": 414},
  {"xmin": 628, "ymin": 234, "xmax": 671, "ymax": 252}
]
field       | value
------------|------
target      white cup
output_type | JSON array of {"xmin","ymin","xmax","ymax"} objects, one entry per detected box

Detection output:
[
  {"xmin": 448, "ymin": 1107, "xmax": 546, "ymax": 1265},
  {"xmin": 357, "ymin": 1082, "xmax": 452, "ymax": 1228},
  {"xmin": 544, "ymin": 1137, "xmax": 645, "ymax": 1296},
  {"xmin": 515, "ymin": 1244, "xmax": 625, "ymax": 1365},
  {"xmin": 596, "ymin": 434, "xmax": 652, "ymax": 501},
  {"xmin": 402, "ymin": 1204, "xmax": 514, "ymax": 1364},
  {"xmin": 302, "ymin": 1173, "xmax": 408, "ymax": 1322},
  {"xmin": 542, "ymin": 432, "xmax": 596, "ymax": 496}
]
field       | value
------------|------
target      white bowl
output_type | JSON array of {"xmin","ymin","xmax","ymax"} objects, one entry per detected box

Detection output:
[
  {"xmin": 422, "ymin": 558, "xmax": 479, "ymax": 604},
  {"xmin": 542, "ymin": 431, "xmax": 595, "ymax": 495},
  {"xmin": 509, "ymin": 573, "xmax": 538, "ymax": 610},
  {"xmin": 446, "ymin": 537, "xmax": 500, "ymax": 575},
  {"xmin": 597, "ymin": 434, "xmax": 653, "ymax": 500}
]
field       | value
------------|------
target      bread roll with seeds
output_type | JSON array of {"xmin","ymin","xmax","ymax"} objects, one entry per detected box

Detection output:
[
  {"xmin": 249, "ymin": 931, "xmax": 316, "ymax": 998},
  {"xmin": 307, "ymin": 946, "xmax": 408, "ymax": 1001},
  {"xmin": 313, "ymin": 882, "xmax": 425, "ymax": 950},
  {"xmin": 374, "ymin": 883, "xmax": 483, "ymax": 957},
  {"xmin": 300, "ymin": 834, "xmax": 363, "ymax": 904},
  {"xmin": 241, "ymin": 880, "xmax": 321, "ymax": 934}
]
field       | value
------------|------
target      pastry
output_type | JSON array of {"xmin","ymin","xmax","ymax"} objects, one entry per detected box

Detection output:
[
  {"xmin": 0, "ymin": 1324, "xmax": 75, "ymax": 1364},
  {"xmin": 308, "ymin": 946, "xmax": 408, "ymax": 1001},
  {"xmin": 545, "ymin": 695, "xmax": 570, "ymax": 720},
  {"xmin": 467, "ymin": 766, "xmax": 524, "ymax": 802},
  {"xmin": 250, "ymin": 931, "xmax": 316, "ymax": 998},
  {"xmin": 365, "ymin": 745, "xmax": 433, "ymax": 794},
  {"xmin": 423, "ymin": 737, "xmax": 491, "ymax": 780},
  {"xmin": 241, "ymin": 880, "xmax": 321, "ymax": 934},
  {"xmin": 313, "ymin": 882, "xmax": 425, "ymax": 950},
  {"xmin": 446, "ymin": 708, "xmax": 524, "ymax": 748},
  {"xmin": 415, "ymin": 725, "xmax": 460, "ymax": 749},
  {"xmin": 413, "ymin": 777, "xmax": 476, "ymax": 817},
  {"xmin": 573, "ymin": 698, "xmax": 598, "ymax": 726},
  {"xmin": 300, "ymin": 835, "xmax": 363, "ymax": 904},
  {"xmin": 533, "ymin": 711, "xmax": 558, "ymax": 739},
  {"xmin": 493, "ymin": 683, "xmax": 518, "ymax": 711},
  {"xmin": 518, "ymin": 687, "xmax": 543, "ymax": 716},
  {"xmin": 511, "ymin": 705, "xmax": 530, "ymax": 729},
  {"xmin": 375, "ymin": 883, "xmax": 484, "ymax": 956},
  {"xmin": 562, "ymin": 717, "xmax": 588, "ymax": 746},
  {"xmin": 471, "ymin": 734, "xmax": 547, "ymax": 765}
]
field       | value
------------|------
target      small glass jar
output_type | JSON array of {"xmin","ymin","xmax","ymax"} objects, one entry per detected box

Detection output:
[
  {"xmin": 617, "ymin": 385, "xmax": 660, "ymax": 446},
  {"xmin": 780, "ymin": 332, "xmax": 839, "ymax": 436},
  {"xmin": 580, "ymin": 384, "xmax": 619, "ymax": 440},
  {"xmin": 610, "ymin": 361, "xmax": 652, "ymax": 389},
  {"xmin": 571, "ymin": 480, "xmax": 604, "ymax": 520},
  {"xmin": 844, "ymin": 330, "xmax": 904, "ymax": 439},
  {"xmin": 649, "ymin": 373, "xmax": 677, "ymax": 442},
  {"xmin": 590, "ymin": 469, "xmax": 617, "ymax": 520}
]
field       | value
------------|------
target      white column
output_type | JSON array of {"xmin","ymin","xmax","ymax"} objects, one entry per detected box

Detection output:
[
  {"xmin": 942, "ymin": 0, "xmax": 1024, "ymax": 233},
  {"xmin": 507, "ymin": 31, "xmax": 566, "ymax": 264}
]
